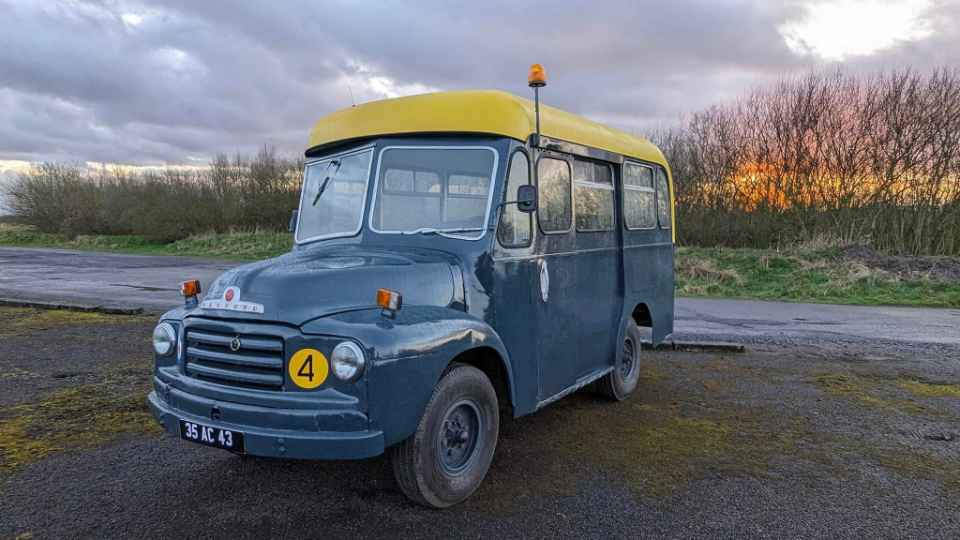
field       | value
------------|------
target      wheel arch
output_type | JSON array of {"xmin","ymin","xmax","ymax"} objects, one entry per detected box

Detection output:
[
  {"xmin": 445, "ymin": 346, "xmax": 514, "ymax": 416},
  {"xmin": 623, "ymin": 299, "xmax": 672, "ymax": 345},
  {"xmin": 631, "ymin": 302, "xmax": 653, "ymax": 327}
]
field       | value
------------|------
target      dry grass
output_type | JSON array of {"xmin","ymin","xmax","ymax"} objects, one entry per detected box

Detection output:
[{"xmin": 676, "ymin": 255, "xmax": 745, "ymax": 285}]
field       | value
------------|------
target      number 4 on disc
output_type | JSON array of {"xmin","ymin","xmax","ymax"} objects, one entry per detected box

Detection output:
[{"xmin": 288, "ymin": 348, "xmax": 329, "ymax": 389}]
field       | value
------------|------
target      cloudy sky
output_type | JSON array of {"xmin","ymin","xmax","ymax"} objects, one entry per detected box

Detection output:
[{"xmin": 1, "ymin": 0, "xmax": 958, "ymax": 169}]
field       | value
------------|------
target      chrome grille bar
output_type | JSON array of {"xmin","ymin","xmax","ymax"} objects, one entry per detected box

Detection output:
[{"xmin": 184, "ymin": 328, "xmax": 284, "ymax": 390}]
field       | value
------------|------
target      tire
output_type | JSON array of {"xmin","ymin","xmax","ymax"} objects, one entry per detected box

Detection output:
[
  {"xmin": 597, "ymin": 319, "xmax": 643, "ymax": 401},
  {"xmin": 390, "ymin": 363, "xmax": 500, "ymax": 508}
]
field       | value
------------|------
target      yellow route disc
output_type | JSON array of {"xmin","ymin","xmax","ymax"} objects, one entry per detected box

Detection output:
[{"xmin": 288, "ymin": 348, "xmax": 328, "ymax": 389}]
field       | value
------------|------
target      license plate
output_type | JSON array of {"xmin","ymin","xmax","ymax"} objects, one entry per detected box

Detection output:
[{"xmin": 179, "ymin": 420, "xmax": 244, "ymax": 453}]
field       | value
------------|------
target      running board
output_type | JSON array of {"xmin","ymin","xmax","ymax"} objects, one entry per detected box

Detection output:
[
  {"xmin": 643, "ymin": 341, "xmax": 746, "ymax": 353},
  {"xmin": 535, "ymin": 366, "xmax": 613, "ymax": 411}
]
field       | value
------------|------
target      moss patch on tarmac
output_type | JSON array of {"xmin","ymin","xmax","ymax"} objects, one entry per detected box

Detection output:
[
  {"xmin": 0, "ymin": 361, "xmax": 160, "ymax": 474},
  {"xmin": 829, "ymin": 437, "xmax": 960, "ymax": 493},
  {"xmin": 0, "ymin": 307, "xmax": 125, "ymax": 337},
  {"xmin": 811, "ymin": 373, "xmax": 935, "ymax": 415},
  {"xmin": 546, "ymin": 399, "xmax": 814, "ymax": 497},
  {"xmin": 477, "ymin": 361, "xmax": 821, "ymax": 510},
  {"xmin": 870, "ymin": 448, "xmax": 960, "ymax": 491},
  {"xmin": 897, "ymin": 379, "xmax": 960, "ymax": 398},
  {"xmin": 479, "ymin": 355, "xmax": 960, "ymax": 514}
]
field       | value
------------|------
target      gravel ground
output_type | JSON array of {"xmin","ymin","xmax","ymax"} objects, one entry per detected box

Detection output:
[{"xmin": 1, "ymin": 306, "xmax": 959, "ymax": 539}]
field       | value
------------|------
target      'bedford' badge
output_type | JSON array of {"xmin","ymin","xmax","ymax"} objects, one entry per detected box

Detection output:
[{"xmin": 200, "ymin": 286, "xmax": 265, "ymax": 314}]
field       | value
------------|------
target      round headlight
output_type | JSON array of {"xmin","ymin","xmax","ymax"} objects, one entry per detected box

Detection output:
[
  {"xmin": 331, "ymin": 341, "xmax": 365, "ymax": 381},
  {"xmin": 153, "ymin": 322, "xmax": 177, "ymax": 356}
]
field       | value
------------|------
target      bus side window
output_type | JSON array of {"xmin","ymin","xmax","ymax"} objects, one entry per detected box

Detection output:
[
  {"xmin": 573, "ymin": 159, "xmax": 615, "ymax": 232},
  {"xmin": 537, "ymin": 157, "xmax": 572, "ymax": 233},
  {"xmin": 655, "ymin": 167, "xmax": 672, "ymax": 229},
  {"xmin": 623, "ymin": 162, "xmax": 656, "ymax": 230},
  {"xmin": 497, "ymin": 151, "xmax": 532, "ymax": 247}
]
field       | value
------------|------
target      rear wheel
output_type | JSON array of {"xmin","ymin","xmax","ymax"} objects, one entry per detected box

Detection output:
[
  {"xmin": 390, "ymin": 363, "xmax": 499, "ymax": 508},
  {"xmin": 598, "ymin": 319, "xmax": 642, "ymax": 400}
]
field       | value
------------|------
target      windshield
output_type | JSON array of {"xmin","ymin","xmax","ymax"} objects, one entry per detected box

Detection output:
[
  {"xmin": 370, "ymin": 147, "xmax": 497, "ymax": 239},
  {"xmin": 296, "ymin": 147, "xmax": 373, "ymax": 243}
]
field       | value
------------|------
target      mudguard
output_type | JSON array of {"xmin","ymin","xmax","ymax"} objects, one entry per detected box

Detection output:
[{"xmin": 301, "ymin": 306, "xmax": 516, "ymax": 448}]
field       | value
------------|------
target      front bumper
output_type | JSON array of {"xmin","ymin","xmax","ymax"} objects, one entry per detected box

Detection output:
[{"xmin": 148, "ymin": 391, "xmax": 385, "ymax": 460}]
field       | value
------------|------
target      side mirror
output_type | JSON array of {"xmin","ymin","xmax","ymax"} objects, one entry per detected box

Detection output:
[
  {"xmin": 516, "ymin": 184, "xmax": 537, "ymax": 213},
  {"xmin": 288, "ymin": 209, "xmax": 298, "ymax": 233}
]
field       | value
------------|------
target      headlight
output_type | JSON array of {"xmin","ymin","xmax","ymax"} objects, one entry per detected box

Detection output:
[
  {"xmin": 153, "ymin": 322, "xmax": 177, "ymax": 356},
  {"xmin": 331, "ymin": 341, "xmax": 365, "ymax": 381}
]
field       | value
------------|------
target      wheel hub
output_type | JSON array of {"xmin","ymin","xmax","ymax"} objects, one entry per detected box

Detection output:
[
  {"xmin": 620, "ymin": 339, "xmax": 636, "ymax": 378},
  {"xmin": 437, "ymin": 400, "xmax": 482, "ymax": 475}
]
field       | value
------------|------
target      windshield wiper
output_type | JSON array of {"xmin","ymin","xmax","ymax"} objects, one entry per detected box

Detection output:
[
  {"xmin": 400, "ymin": 227, "xmax": 482, "ymax": 237},
  {"xmin": 400, "ymin": 227, "xmax": 441, "ymax": 236},
  {"xmin": 311, "ymin": 159, "xmax": 341, "ymax": 206}
]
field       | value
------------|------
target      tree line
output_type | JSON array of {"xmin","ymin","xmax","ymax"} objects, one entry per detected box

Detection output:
[
  {"xmin": 5, "ymin": 147, "xmax": 302, "ymax": 242},
  {"xmin": 656, "ymin": 68, "xmax": 960, "ymax": 255}
]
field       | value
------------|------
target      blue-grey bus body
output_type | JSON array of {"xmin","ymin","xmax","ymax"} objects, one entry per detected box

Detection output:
[{"xmin": 148, "ymin": 134, "xmax": 674, "ymax": 459}]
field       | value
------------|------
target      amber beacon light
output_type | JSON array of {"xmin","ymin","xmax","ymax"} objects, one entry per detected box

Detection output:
[
  {"xmin": 528, "ymin": 63, "xmax": 547, "ymax": 88},
  {"xmin": 528, "ymin": 63, "xmax": 547, "ymax": 148}
]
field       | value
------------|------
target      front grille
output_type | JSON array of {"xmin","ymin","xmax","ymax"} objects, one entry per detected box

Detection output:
[{"xmin": 184, "ymin": 328, "xmax": 284, "ymax": 390}]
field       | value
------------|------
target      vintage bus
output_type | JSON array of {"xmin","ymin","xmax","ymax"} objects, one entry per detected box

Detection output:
[{"xmin": 149, "ymin": 68, "xmax": 675, "ymax": 508}]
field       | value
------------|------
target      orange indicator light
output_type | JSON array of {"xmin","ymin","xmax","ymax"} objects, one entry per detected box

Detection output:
[
  {"xmin": 181, "ymin": 279, "xmax": 201, "ymax": 298},
  {"xmin": 376, "ymin": 288, "xmax": 402, "ymax": 311}
]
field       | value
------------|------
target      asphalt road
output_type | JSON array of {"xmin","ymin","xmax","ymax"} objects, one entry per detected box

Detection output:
[
  {"xmin": 0, "ymin": 247, "xmax": 233, "ymax": 312},
  {"xmin": 2, "ymin": 246, "xmax": 959, "ymax": 347}
]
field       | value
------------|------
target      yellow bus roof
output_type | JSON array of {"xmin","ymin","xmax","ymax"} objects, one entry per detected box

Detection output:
[{"xmin": 306, "ymin": 90, "xmax": 667, "ymax": 165}]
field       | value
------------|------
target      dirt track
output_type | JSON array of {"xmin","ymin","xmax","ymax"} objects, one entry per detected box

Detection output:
[{"xmin": 1, "ymin": 306, "xmax": 958, "ymax": 539}]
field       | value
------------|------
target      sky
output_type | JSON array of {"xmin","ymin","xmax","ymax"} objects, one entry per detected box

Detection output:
[{"xmin": 0, "ymin": 0, "xmax": 958, "ymax": 170}]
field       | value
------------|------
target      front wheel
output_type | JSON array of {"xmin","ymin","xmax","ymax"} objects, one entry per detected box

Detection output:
[
  {"xmin": 597, "ymin": 319, "xmax": 643, "ymax": 400},
  {"xmin": 390, "ymin": 363, "xmax": 499, "ymax": 508}
]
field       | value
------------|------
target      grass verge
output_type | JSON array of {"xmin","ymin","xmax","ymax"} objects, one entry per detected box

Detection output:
[
  {"xmin": 0, "ymin": 224, "xmax": 291, "ymax": 261},
  {"xmin": 677, "ymin": 245, "xmax": 960, "ymax": 308}
]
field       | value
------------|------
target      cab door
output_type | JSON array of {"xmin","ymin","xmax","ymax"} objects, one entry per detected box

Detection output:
[
  {"xmin": 491, "ymin": 148, "xmax": 540, "ymax": 414},
  {"xmin": 531, "ymin": 154, "xmax": 580, "ymax": 401}
]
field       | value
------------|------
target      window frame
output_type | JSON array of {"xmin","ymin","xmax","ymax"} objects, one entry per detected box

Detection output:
[
  {"xmin": 496, "ymin": 148, "xmax": 533, "ymax": 249},
  {"xmin": 535, "ymin": 154, "xmax": 574, "ymax": 235},
  {"xmin": 295, "ymin": 144, "xmax": 376, "ymax": 245},
  {"xmin": 655, "ymin": 165, "xmax": 673, "ymax": 230},
  {"xmin": 573, "ymin": 158, "xmax": 616, "ymax": 233},
  {"xmin": 622, "ymin": 160, "xmax": 658, "ymax": 231},
  {"xmin": 368, "ymin": 145, "xmax": 500, "ymax": 241}
]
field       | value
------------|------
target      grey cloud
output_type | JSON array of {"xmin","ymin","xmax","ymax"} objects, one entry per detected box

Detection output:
[{"xmin": 0, "ymin": 0, "xmax": 956, "ymax": 165}]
